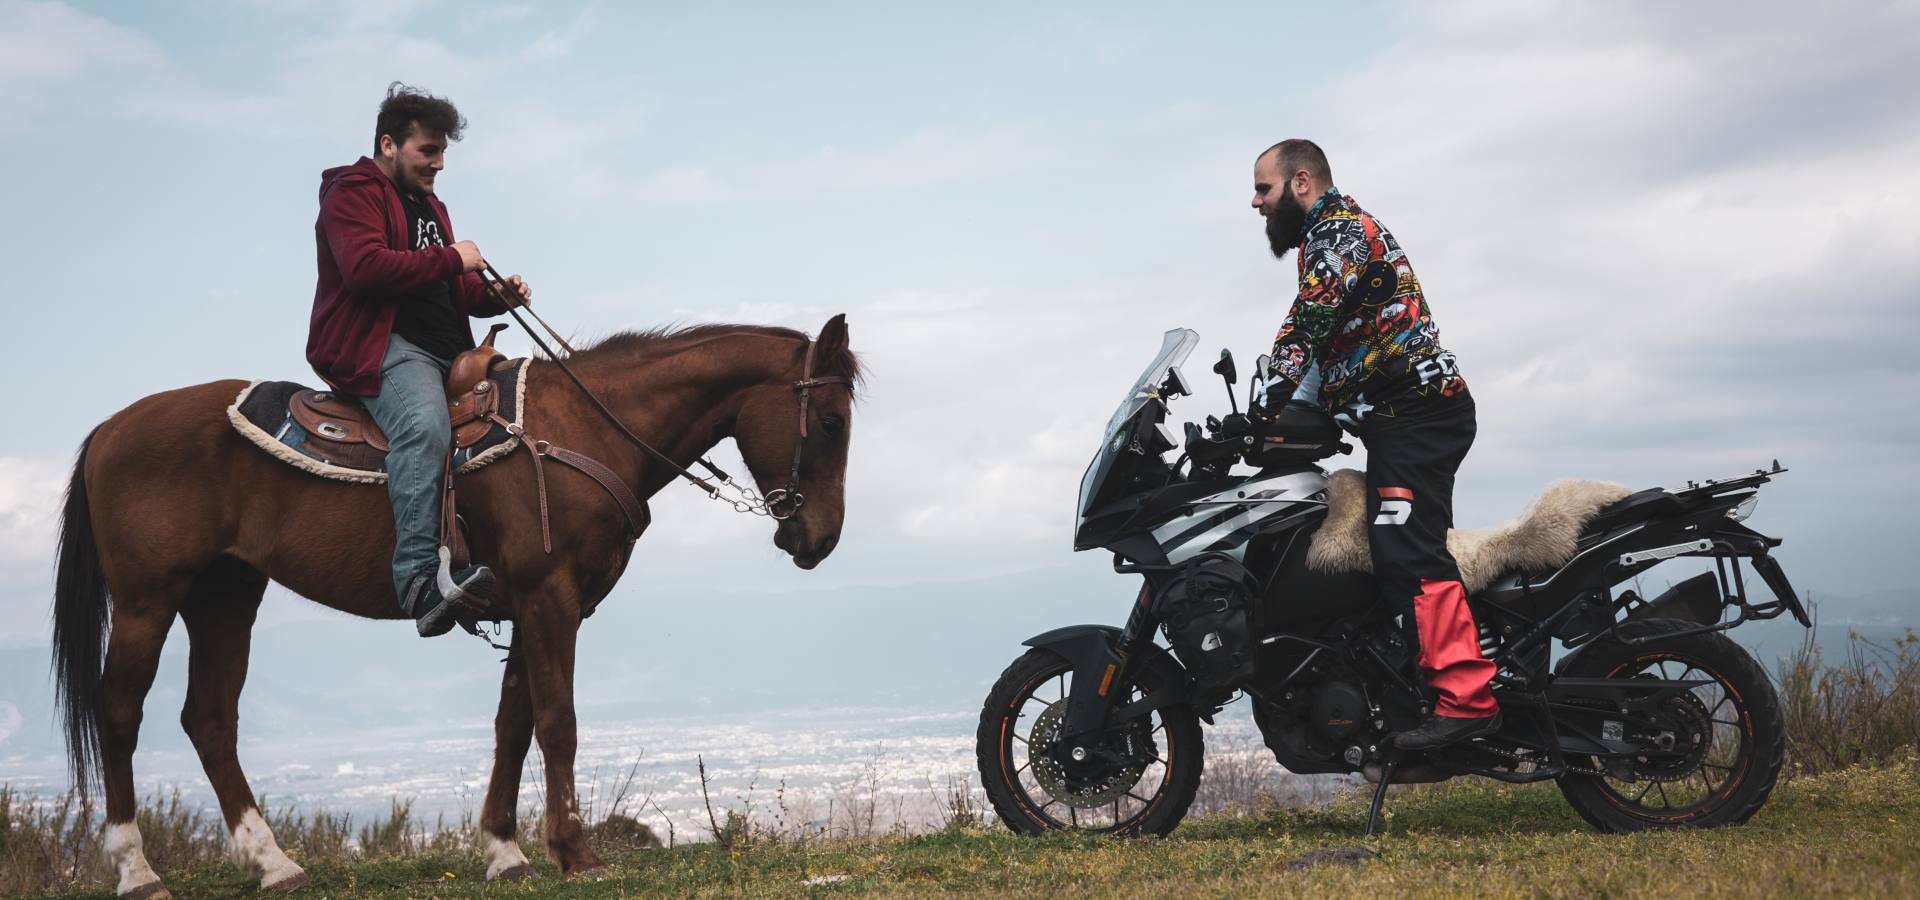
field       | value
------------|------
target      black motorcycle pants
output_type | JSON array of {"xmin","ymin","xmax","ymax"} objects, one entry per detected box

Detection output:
[{"xmin": 1357, "ymin": 392, "xmax": 1497, "ymax": 718}]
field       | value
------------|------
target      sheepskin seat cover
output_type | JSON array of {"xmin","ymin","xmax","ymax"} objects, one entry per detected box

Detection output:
[{"xmin": 1305, "ymin": 469, "xmax": 1633, "ymax": 592}]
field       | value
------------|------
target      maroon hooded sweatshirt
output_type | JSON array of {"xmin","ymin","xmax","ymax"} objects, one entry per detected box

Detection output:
[{"xmin": 306, "ymin": 157, "xmax": 509, "ymax": 396}]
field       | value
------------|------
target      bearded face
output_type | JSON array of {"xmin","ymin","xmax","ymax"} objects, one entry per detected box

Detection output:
[{"xmin": 1264, "ymin": 191, "xmax": 1307, "ymax": 259}]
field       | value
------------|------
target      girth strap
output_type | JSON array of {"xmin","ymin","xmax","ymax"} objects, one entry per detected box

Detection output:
[{"xmin": 526, "ymin": 435, "xmax": 552, "ymax": 553}]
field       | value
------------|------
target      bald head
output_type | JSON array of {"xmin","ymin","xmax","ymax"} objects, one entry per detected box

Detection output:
[
  {"xmin": 1258, "ymin": 139, "xmax": 1332, "ymax": 186},
  {"xmin": 1252, "ymin": 139, "xmax": 1334, "ymax": 259},
  {"xmin": 1251, "ymin": 139, "xmax": 1334, "ymax": 218}
]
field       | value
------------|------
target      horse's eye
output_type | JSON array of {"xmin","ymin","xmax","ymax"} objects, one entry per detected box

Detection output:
[{"xmin": 820, "ymin": 415, "xmax": 843, "ymax": 435}]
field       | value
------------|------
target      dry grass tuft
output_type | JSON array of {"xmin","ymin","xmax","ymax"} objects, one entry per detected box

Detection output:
[{"xmin": 1776, "ymin": 618, "xmax": 1920, "ymax": 775}]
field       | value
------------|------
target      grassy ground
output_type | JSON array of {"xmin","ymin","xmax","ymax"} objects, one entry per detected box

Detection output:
[{"xmin": 20, "ymin": 757, "xmax": 1919, "ymax": 898}]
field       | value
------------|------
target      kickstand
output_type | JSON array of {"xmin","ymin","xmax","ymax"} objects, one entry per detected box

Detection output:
[{"xmin": 1365, "ymin": 760, "xmax": 1396, "ymax": 836}]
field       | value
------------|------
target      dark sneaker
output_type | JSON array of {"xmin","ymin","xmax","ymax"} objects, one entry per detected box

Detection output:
[
  {"xmin": 400, "ymin": 548, "xmax": 496, "ymax": 638},
  {"xmin": 1392, "ymin": 712, "xmax": 1502, "ymax": 752}
]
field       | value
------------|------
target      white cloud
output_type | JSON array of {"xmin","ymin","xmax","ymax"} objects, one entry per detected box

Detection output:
[
  {"xmin": 0, "ymin": 455, "xmax": 65, "ymax": 580},
  {"xmin": 626, "ymin": 126, "xmax": 1056, "ymax": 206},
  {"xmin": 0, "ymin": 0, "xmax": 165, "ymax": 137},
  {"xmin": 1296, "ymin": 2, "xmax": 1920, "ymax": 471},
  {"xmin": 235, "ymin": 0, "xmax": 440, "ymax": 32},
  {"xmin": 467, "ymin": 4, "xmax": 534, "ymax": 29},
  {"xmin": 0, "ymin": 1, "xmax": 492, "ymax": 141},
  {"xmin": 460, "ymin": 92, "xmax": 657, "ymax": 194},
  {"xmin": 1, "ymin": 0, "xmax": 1912, "ymax": 606},
  {"xmin": 520, "ymin": 7, "xmax": 596, "ymax": 61},
  {"xmin": 700, "ymin": 0, "xmax": 1920, "ymax": 588}
]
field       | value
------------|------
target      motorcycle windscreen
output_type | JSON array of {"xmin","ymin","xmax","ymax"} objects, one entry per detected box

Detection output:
[{"xmin": 1076, "ymin": 328, "xmax": 1199, "ymax": 523}]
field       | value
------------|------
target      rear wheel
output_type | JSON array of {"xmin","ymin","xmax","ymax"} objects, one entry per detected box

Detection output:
[
  {"xmin": 976, "ymin": 647, "xmax": 1203, "ymax": 836},
  {"xmin": 1556, "ymin": 618, "xmax": 1785, "ymax": 832}
]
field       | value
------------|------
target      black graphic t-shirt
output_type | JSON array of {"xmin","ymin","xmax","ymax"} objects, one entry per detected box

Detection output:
[{"xmin": 389, "ymin": 190, "xmax": 466, "ymax": 361}]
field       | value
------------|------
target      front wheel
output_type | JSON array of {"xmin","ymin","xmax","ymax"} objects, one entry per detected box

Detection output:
[
  {"xmin": 976, "ymin": 646, "xmax": 1204, "ymax": 836},
  {"xmin": 1555, "ymin": 618, "xmax": 1787, "ymax": 833}
]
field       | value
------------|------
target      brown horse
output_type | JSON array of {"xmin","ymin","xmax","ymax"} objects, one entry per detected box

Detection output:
[{"xmin": 51, "ymin": 316, "xmax": 859, "ymax": 897}]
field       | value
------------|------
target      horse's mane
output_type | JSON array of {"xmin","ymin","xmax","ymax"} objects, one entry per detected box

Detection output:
[{"xmin": 571, "ymin": 322, "xmax": 863, "ymax": 386}]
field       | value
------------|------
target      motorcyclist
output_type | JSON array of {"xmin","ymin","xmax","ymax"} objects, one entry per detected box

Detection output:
[{"xmin": 1249, "ymin": 139, "xmax": 1499, "ymax": 750}]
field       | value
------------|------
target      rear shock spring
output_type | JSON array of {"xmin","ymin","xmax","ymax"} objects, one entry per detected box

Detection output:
[{"xmin": 1477, "ymin": 621, "xmax": 1501, "ymax": 659}]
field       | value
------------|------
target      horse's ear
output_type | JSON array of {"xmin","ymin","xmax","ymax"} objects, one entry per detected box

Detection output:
[{"xmin": 817, "ymin": 313, "xmax": 849, "ymax": 355}]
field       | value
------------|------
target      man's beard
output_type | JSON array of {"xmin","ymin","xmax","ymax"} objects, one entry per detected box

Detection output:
[
  {"xmin": 394, "ymin": 161, "xmax": 435, "ymax": 196},
  {"xmin": 1264, "ymin": 195, "xmax": 1306, "ymax": 259}
]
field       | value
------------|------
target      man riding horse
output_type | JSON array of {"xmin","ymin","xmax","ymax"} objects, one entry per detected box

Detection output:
[
  {"xmin": 307, "ymin": 82, "xmax": 532, "ymax": 636},
  {"xmin": 52, "ymin": 74, "xmax": 859, "ymax": 897}
]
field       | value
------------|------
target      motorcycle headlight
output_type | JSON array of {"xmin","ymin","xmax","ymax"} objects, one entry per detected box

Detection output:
[{"xmin": 1727, "ymin": 495, "xmax": 1759, "ymax": 522}]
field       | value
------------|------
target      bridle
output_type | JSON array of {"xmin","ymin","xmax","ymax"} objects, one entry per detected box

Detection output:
[
  {"xmin": 765, "ymin": 337, "xmax": 854, "ymax": 519},
  {"xmin": 479, "ymin": 268, "xmax": 850, "ymax": 521}
]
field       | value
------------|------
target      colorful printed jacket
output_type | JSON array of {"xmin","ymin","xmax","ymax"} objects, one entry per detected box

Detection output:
[{"xmin": 1267, "ymin": 188, "xmax": 1466, "ymax": 430}]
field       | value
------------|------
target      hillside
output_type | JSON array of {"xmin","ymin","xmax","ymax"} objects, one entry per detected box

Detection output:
[{"xmin": 17, "ymin": 758, "xmax": 1918, "ymax": 898}]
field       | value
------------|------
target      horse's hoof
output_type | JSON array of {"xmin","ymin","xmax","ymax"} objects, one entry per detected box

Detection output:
[
  {"xmin": 120, "ymin": 881, "xmax": 171, "ymax": 900},
  {"xmin": 492, "ymin": 863, "xmax": 536, "ymax": 882},
  {"xmin": 263, "ymin": 870, "xmax": 310, "ymax": 892}
]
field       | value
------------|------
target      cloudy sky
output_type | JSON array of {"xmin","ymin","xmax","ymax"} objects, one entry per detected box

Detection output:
[{"xmin": 2, "ymin": 0, "xmax": 1916, "ymax": 670}]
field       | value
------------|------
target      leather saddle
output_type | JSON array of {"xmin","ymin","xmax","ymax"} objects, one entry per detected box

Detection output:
[{"xmin": 293, "ymin": 325, "xmax": 512, "ymax": 469}]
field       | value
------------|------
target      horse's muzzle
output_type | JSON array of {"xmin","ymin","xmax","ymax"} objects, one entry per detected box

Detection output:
[{"xmin": 775, "ymin": 520, "xmax": 839, "ymax": 570}]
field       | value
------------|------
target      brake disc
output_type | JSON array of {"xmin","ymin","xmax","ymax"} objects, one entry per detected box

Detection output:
[{"xmin": 1027, "ymin": 699, "xmax": 1150, "ymax": 808}]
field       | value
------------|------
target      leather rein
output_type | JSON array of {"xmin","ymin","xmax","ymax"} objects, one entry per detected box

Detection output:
[{"xmin": 475, "ymin": 269, "xmax": 848, "ymax": 552}]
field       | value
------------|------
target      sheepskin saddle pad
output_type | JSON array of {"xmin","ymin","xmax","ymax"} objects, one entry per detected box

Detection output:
[
  {"xmin": 224, "ymin": 359, "xmax": 530, "ymax": 485},
  {"xmin": 1305, "ymin": 468, "xmax": 1634, "ymax": 593}
]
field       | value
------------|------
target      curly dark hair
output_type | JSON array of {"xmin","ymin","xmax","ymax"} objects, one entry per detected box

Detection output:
[{"xmin": 374, "ymin": 81, "xmax": 466, "ymax": 153}]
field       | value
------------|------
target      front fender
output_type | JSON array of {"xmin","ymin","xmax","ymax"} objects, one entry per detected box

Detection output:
[
  {"xmin": 1022, "ymin": 624, "xmax": 1124, "ymax": 669},
  {"xmin": 1022, "ymin": 624, "xmax": 1201, "ymax": 733},
  {"xmin": 1022, "ymin": 625, "xmax": 1125, "ymax": 736}
]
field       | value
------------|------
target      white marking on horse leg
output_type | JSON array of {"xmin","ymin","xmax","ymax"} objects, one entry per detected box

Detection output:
[
  {"xmin": 229, "ymin": 808, "xmax": 306, "ymax": 889},
  {"xmin": 104, "ymin": 821, "xmax": 167, "ymax": 898},
  {"xmin": 484, "ymin": 832, "xmax": 533, "ymax": 879}
]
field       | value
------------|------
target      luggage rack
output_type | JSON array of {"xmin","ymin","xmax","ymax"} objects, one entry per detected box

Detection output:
[
  {"xmin": 1604, "ymin": 537, "xmax": 1809, "ymax": 645},
  {"xmin": 1677, "ymin": 459, "xmax": 1786, "ymax": 498}
]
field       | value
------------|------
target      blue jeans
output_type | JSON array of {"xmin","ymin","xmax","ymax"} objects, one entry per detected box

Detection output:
[{"xmin": 361, "ymin": 333, "xmax": 453, "ymax": 603}]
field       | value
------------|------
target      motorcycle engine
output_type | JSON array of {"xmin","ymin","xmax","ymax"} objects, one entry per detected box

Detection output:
[
  {"xmin": 1259, "ymin": 676, "xmax": 1382, "ymax": 768},
  {"xmin": 1308, "ymin": 681, "xmax": 1369, "ymax": 744}
]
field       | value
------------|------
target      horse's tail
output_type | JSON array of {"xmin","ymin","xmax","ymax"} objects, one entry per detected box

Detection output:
[{"xmin": 51, "ymin": 426, "xmax": 107, "ymax": 801}]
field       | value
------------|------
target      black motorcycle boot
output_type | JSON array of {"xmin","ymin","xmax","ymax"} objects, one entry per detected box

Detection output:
[
  {"xmin": 399, "ymin": 548, "xmax": 496, "ymax": 638},
  {"xmin": 1393, "ymin": 711, "xmax": 1502, "ymax": 751}
]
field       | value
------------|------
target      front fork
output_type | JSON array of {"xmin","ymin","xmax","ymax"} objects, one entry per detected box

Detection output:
[{"xmin": 1058, "ymin": 582, "xmax": 1186, "ymax": 739}]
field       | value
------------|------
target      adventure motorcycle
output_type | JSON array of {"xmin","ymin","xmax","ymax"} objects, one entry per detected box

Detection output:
[{"xmin": 975, "ymin": 328, "xmax": 1808, "ymax": 836}]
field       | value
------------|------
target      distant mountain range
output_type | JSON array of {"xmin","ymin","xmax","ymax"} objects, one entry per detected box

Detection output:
[
  {"xmin": 0, "ymin": 565, "xmax": 1103, "ymax": 768},
  {"xmin": 2, "ymin": 569, "xmax": 1910, "ymax": 795}
]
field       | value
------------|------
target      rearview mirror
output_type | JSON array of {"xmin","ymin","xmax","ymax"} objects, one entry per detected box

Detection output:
[
  {"xmin": 1212, "ymin": 348, "xmax": 1237, "ymax": 384},
  {"xmin": 1163, "ymin": 366, "xmax": 1193, "ymax": 398}
]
